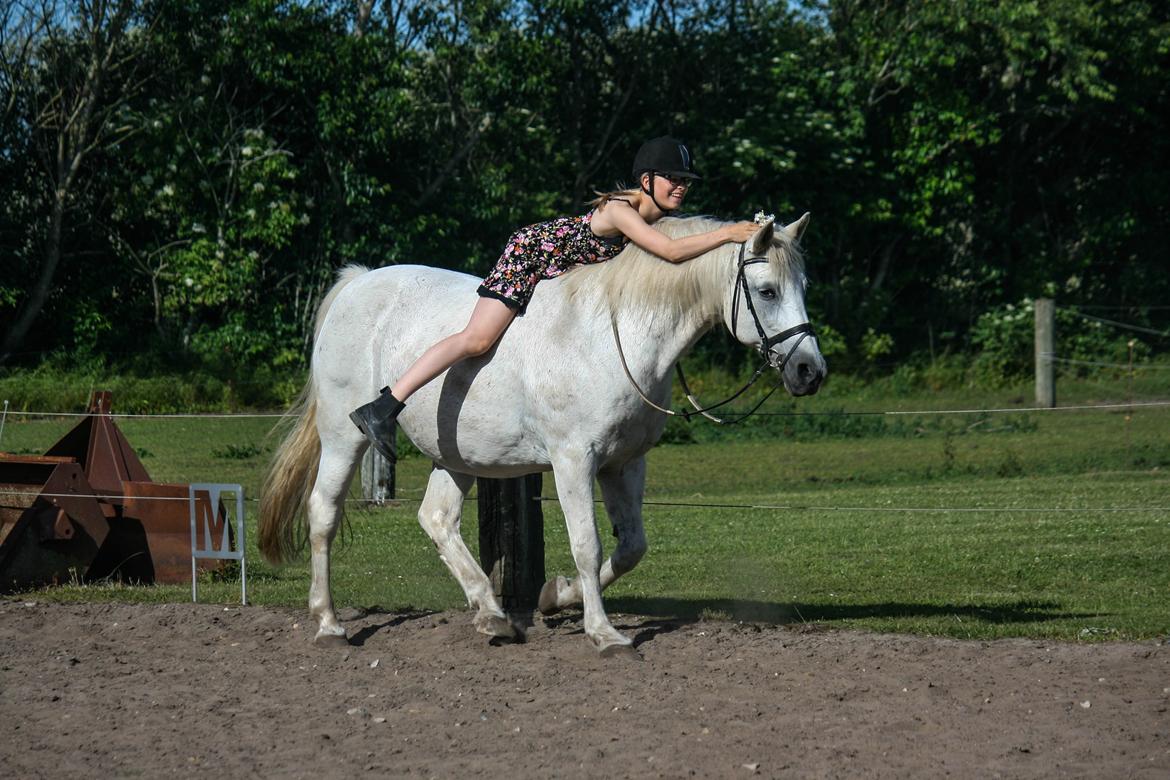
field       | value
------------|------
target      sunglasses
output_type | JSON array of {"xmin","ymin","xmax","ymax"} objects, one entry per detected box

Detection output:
[{"xmin": 657, "ymin": 173, "xmax": 693, "ymax": 188}]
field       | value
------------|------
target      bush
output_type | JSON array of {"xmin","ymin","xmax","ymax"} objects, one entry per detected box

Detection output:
[
  {"xmin": 0, "ymin": 363, "xmax": 305, "ymax": 414},
  {"xmin": 969, "ymin": 299, "xmax": 1151, "ymax": 385}
]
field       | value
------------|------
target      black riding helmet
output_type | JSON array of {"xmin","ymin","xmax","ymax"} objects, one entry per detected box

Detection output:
[
  {"xmin": 632, "ymin": 136, "xmax": 701, "ymax": 181},
  {"xmin": 631, "ymin": 136, "xmax": 700, "ymax": 212}
]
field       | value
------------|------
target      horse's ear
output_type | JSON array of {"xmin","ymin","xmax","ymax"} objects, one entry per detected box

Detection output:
[
  {"xmin": 782, "ymin": 212, "xmax": 811, "ymax": 241},
  {"xmin": 749, "ymin": 218, "xmax": 775, "ymax": 255}
]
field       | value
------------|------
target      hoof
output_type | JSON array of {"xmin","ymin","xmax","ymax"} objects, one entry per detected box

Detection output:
[
  {"xmin": 599, "ymin": 643, "xmax": 641, "ymax": 661},
  {"xmin": 538, "ymin": 577, "xmax": 566, "ymax": 616},
  {"xmin": 313, "ymin": 631, "xmax": 349, "ymax": 647},
  {"xmin": 489, "ymin": 623, "xmax": 527, "ymax": 647},
  {"xmin": 476, "ymin": 613, "xmax": 518, "ymax": 640}
]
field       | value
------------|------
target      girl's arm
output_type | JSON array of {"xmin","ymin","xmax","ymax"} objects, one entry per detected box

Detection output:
[{"xmin": 601, "ymin": 202, "xmax": 759, "ymax": 263}]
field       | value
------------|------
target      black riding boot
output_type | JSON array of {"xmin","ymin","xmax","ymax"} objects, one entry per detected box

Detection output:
[{"xmin": 349, "ymin": 387, "xmax": 405, "ymax": 462}]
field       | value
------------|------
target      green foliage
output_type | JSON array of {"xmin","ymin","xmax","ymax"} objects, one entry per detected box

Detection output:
[
  {"xmin": 210, "ymin": 443, "xmax": 264, "ymax": 460},
  {"xmin": 860, "ymin": 328, "xmax": 895, "ymax": 364},
  {"xmin": 0, "ymin": 0, "xmax": 1167, "ymax": 377},
  {"xmin": 970, "ymin": 298, "xmax": 1148, "ymax": 384},
  {"xmin": 818, "ymin": 0, "xmax": 1170, "ymax": 359},
  {"xmin": 969, "ymin": 299, "xmax": 1038, "ymax": 383},
  {"xmin": 0, "ymin": 364, "xmax": 304, "ymax": 413}
]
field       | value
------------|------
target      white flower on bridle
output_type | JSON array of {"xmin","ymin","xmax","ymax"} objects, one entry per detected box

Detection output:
[{"xmin": 753, "ymin": 210, "xmax": 775, "ymax": 225}]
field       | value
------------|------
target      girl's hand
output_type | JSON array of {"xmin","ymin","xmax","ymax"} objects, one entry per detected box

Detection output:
[{"xmin": 724, "ymin": 221, "xmax": 760, "ymax": 244}]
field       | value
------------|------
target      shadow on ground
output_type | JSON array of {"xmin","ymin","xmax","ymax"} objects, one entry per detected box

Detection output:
[
  {"xmin": 345, "ymin": 607, "xmax": 437, "ymax": 646},
  {"xmin": 603, "ymin": 596, "xmax": 1096, "ymax": 627}
]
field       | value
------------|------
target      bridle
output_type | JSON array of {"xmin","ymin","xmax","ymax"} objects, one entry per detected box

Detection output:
[
  {"xmin": 730, "ymin": 242, "xmax": 816, "ymax": 372},
  {"xmin": 612, "ymin": 241, "xmax": 816, "ymax": 424}
]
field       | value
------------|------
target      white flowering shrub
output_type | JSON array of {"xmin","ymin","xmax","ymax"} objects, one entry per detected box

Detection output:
[{"xmin": 970, "ymin": 299, "xmax": 1150, "ymax": 385}]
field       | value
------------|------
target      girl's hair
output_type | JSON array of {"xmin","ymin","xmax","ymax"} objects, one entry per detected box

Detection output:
[{"xmin": 587, "ymin": 186, "xmax": 640, "ymax": 210}]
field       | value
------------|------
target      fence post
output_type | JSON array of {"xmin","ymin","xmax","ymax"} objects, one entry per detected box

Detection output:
[
  {"xmin": 1035, "ymin": 297, "xmax": 1055, "ymax": 408},
  {"xmin": 361, "ymin": 446, "xmax": 394, "ymax": 504},
  {"xmin": 477, "ymin": 474, "xmax": 545, "ymax": 612}
]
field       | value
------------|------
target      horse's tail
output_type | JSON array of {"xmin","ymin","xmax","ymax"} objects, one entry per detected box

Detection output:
[
  {"xmin": 257, "ymin": 264, "xmax": 370, "ymax": 565},
  {"xmin": 257, "ymin": 381, "xmax": 321, "ymax": 565}
]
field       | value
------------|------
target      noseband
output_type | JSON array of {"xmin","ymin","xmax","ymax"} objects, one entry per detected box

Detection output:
[{"xmin": 611, "ymin": 241, "xmax": 817, "ymax": 424}]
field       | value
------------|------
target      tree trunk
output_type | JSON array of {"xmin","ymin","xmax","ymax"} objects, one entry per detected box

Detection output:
[{"xmin": 0, "ymin": 191, "xmax": 65, "ymax": 361}]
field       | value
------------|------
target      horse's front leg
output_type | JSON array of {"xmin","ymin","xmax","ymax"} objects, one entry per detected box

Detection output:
[
  {"xmin": 597, "ymin": 457, "xmax": 648, "ymax": 588},
  {"xmin": 545, "ymin": 451, "xmax": 633, "ymax": 655},
  {"xmin": 539, "ymin": 457, "xmax": 647, "ymax": 615}
]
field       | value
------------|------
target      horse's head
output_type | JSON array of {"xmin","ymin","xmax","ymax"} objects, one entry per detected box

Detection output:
[{"xmin": 723, "ymin": 213, "xmax": 826, "ymax": 396}]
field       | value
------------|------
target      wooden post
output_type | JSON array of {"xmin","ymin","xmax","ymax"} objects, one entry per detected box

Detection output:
[
  {"xmin": 477, "ymin": 474, "xmax": 545, "ymax": 611},
  {"xmin": 360, "ymin": 446, "xmax": 395, "ymax": 504},
  {"xmin": 1035, "ymin": 297, "xmax": 1055, "ymax": 408}
]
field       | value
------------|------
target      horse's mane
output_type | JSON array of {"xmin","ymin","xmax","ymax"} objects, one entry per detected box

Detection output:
[{"xmin": 561, "ymin": 215, "xmax": 805, "ymax": 319}]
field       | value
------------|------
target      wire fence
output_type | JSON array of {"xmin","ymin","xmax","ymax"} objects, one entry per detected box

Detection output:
[
  {"xmin": 3, "ymin": 489, "xmax": 1167, "ymax": 517},
  {"xmin": 2, "ymin": 301, "xmax": 1166, "ymax": 518},
  {"xmin": 1067, "ymin": 309, "xmax": 1170, "ymax": 338},
  {"xmin": 1046, "ymin": 355, "xmax": 1170, "ymax": 371},
  {"xmin": 2, "ymin": 398, "xmax": 1168, "ymax": 423},
  {"xmin": 1045, "ymin": 304, "xmax": 1170, "ymax": 377}
]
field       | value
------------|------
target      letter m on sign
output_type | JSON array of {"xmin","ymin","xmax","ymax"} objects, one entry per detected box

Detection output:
[{"xmin": 189, "ymin": 483, "xmax": 247, "ymax": 605}]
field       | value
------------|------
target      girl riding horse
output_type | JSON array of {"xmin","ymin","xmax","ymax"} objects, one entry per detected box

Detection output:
[{"xmin": 349, "ymin": 137, "xmax": 760, "ymax": 459}]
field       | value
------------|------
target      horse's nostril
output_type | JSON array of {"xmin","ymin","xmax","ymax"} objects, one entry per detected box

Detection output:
[{"xmin": 792, "ymin": 362, "xmax": 824, "ymax": 391}]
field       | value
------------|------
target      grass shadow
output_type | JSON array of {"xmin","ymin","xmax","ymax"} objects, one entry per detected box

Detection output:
[{"xmin": 605, "ymin": 596, "xmax": 1097, "ymax": 628}]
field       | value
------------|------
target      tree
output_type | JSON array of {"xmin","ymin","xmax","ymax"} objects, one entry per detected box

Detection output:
[
  {"xmin": 807, "ymin": 0, "xmax": 1170, "ymax": 365},
  {"xmin": 0, "ymin": 0, "xmax": 152, "ymax": 363},
  {"xmin": 2, "ymin": 0, "xmax": 1165, "ymax": 377}
]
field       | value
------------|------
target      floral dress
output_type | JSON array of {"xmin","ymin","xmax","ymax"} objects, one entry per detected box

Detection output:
[{"xmin": 477, "ymin": 207, "xmax": 629, "ymax": 313}]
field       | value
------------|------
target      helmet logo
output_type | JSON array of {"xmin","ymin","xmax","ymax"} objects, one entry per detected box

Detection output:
[{"xmin": 678, "ymin": 144, "xmax": 691, "ymax": 171}]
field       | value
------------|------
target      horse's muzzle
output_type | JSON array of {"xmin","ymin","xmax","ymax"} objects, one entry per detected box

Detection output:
[{"xmin": 780, "ymin": 352, "xmax": 826, "ymax": 397}]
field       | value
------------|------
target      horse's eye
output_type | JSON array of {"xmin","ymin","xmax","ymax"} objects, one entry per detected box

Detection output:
[{"xmin": 759, "ymin": 288, "xmax": 777, "ymax": 300}]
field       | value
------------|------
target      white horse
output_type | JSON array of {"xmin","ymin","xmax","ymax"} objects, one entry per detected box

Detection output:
[{"xmin": 258, "ymin": 214, "xmax": 826, "ymax": 655}]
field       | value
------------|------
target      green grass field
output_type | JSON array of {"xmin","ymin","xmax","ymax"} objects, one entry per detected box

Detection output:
[{"xmin": 2, "ymin": 376, "xmax": 1167, "ymax": 641}]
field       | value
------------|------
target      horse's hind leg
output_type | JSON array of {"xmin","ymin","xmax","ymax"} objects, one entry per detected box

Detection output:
[
  {"xmin": 418, "ymin": 467, "xmax": 517, "ymax": 641},
  {"xmin": 308, "ymin": 439, "xmax": 363, "ymax": 645},
  {"xmin": 539, "ymin": 456, "xmax": 647, "ymax": 616}
]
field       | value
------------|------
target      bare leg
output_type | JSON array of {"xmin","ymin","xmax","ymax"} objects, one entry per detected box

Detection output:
[
  {"xmin": 350, "ymin": 297, "xmax": 516, "ymax": 459},
  {"xmin": 391, "ymin": 297, "xmax": 516, "ymax": 401}
]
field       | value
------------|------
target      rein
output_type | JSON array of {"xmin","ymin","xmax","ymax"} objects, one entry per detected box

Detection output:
[
  {"xmin": 611, "ymin": 242, "xmax": 816, "ymax": 425},
  {"xmin": 610, "ymin": 318, "xmax": 771, "ymax": 423}
]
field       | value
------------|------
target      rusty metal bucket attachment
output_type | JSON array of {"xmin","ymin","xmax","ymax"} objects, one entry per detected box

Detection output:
[
  {"xmin": 0, "ymin": 391, "xmax": 229, "ymax": 592},
  {"xmin": 0, "ymin": 457, "xmax": 110, "ymax": 588}
]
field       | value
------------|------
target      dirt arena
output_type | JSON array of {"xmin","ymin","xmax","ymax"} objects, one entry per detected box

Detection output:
[{"xmin": 1, "ymin": 600, "xmax": 1167, "ymax": 778}]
